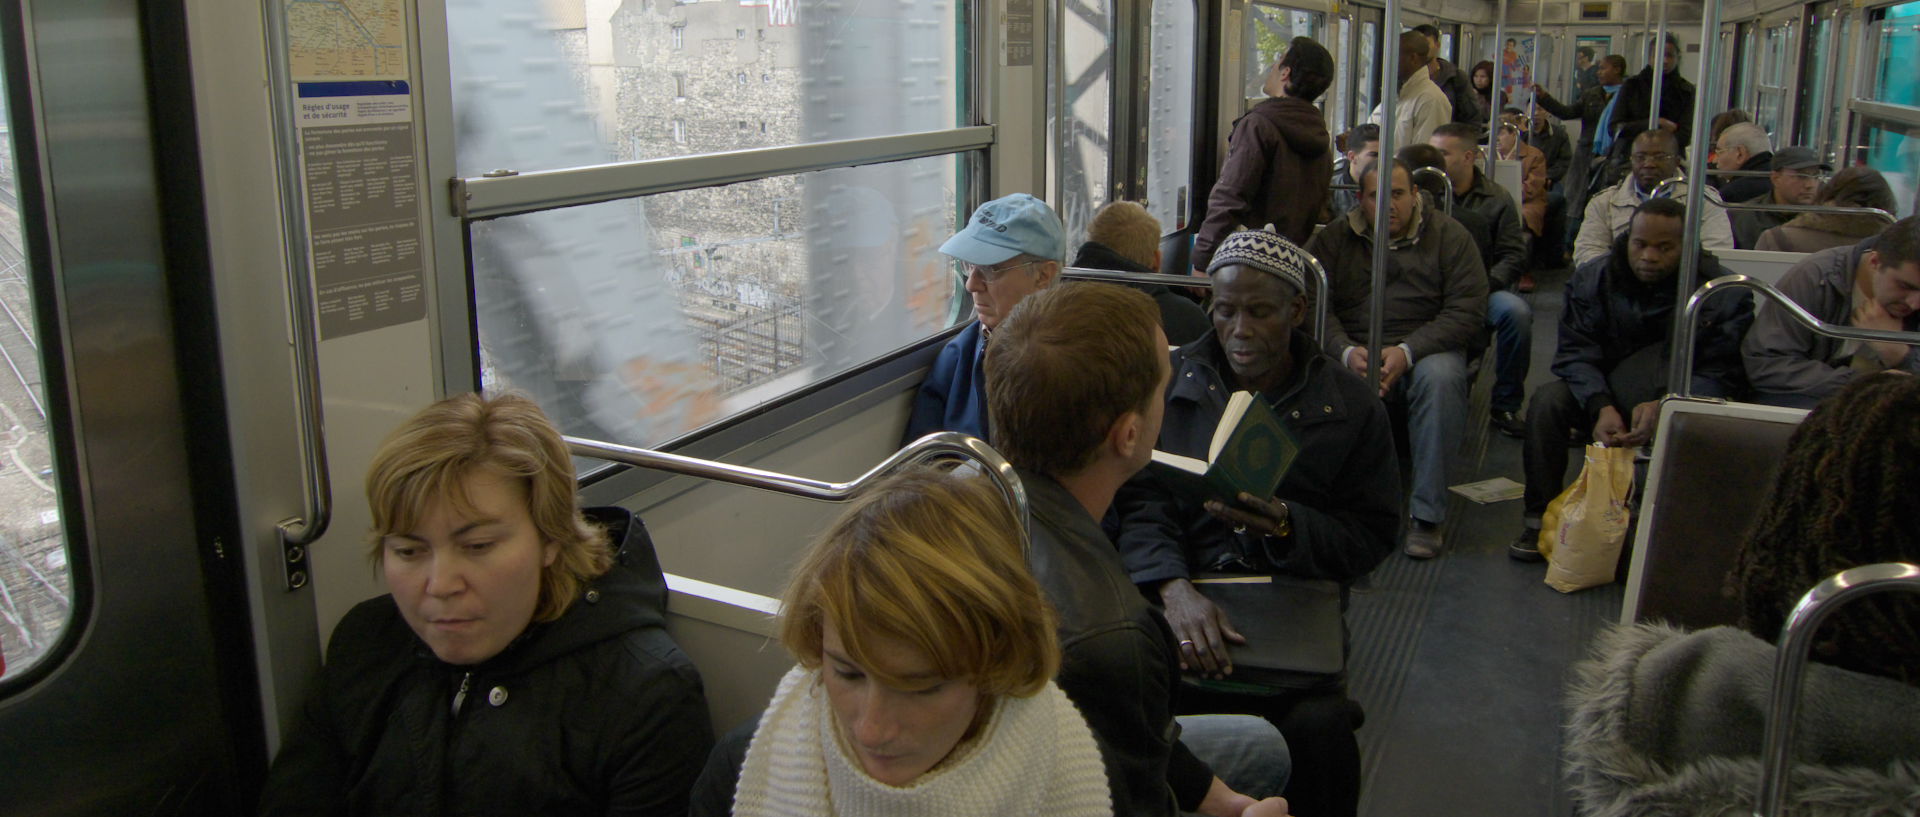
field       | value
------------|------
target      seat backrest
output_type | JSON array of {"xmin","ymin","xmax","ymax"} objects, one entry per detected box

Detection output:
[
  {"xmin": 1716, "ymin": 249, "xmax": 1806, "ymax": 287},
  {"xmin": 1621, "ymin": 399, "xmax": 1808, "ymax": 629}
]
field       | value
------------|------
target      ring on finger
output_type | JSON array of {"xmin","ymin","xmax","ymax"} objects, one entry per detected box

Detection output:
[
  {"xmin": 1232, "ymin": 524, "xmax": 1248, "ymax": 534},
  {"xmin": 1178, "ymin": 639, "xmax": 1195, "ymax": 649}
]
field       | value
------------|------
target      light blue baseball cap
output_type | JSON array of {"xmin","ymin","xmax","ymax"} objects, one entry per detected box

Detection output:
[{"xmin": 939, "ymin": 193, "xmax": 1067, "ymax": 266}]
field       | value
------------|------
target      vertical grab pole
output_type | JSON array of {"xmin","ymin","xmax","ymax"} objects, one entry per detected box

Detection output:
[
  {"xmin": 1667, "ymin": 0, "xmax": 1723, "ymax": 397},
  {"xmin": 1485, "ymin": 0, "xmax": 1509, "ymax": 180},
  {"xmin": 1526, "ymin": 0, "xmax": 1543, "ymax": 130},
  {"xmin": 1649, "ymin": 0, "xmax": 1669, "ymax": 130},
  {"xmin": 1370, "ymin": 0, "xmax": 1402, "ymax": 393}
]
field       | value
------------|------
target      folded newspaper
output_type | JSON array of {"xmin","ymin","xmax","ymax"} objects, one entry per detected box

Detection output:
[{"xmin": 1448, "ymin": 476, "xmax": 1524, "ymax": 504}]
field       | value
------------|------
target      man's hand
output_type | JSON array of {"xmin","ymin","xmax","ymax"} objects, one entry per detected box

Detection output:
[
  {"xmin": 1622, "ymin": 400, "xmax": 1660, "ymax": 447},
  {"xmin": 1378, "ymin": 345, "xmax": 1410, "ymax": 395},
  {"xmin": 1657, "ymin": 117, "xmax": 1679, "ymax": 132},
  {"xmin": 1345, "ymin": 345, "xmax": 1370, "ymax": 378},
  {"xmin": 1244, "ymin": 798, "xmax": 1292, "ymax": 817},
  {"xmin": 1852, "ymin": 296, "xmax": 1914, "ymax": 368},
  {"xmin": 1592, "ymin": 405, "xmax": 1627, "ymax": 446},
  {"xmin": 1204, "ymin": 492, "xmax": 1291, "ymax": 538},
  {"xmin": 1160, "ymin": 579, "xmax": 1244, "ymax": 679}
]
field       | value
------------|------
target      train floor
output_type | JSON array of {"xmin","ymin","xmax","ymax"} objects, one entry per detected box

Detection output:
[{"xmin": 1347, "ymin": 262, "xmax": 1624, "ymax": 817}]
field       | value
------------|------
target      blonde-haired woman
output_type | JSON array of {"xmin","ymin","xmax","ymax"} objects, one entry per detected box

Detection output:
[
  {"xmin": 690, "ymin": 466, "xmax": 1112, "ymax": 817},
  {"xmin": 260, "ymin": 393, "xmax": 713, "ymax": 816}
]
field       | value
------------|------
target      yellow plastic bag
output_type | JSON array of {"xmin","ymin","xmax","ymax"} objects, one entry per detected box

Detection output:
[{"xmin": 1538, "ymin": 443, "xmax": 1636, "ymax": 594}]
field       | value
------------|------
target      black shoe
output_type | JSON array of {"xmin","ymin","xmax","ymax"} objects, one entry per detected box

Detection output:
[
  {"xmin": 1404, "ymin": 519, "xmax": 1443, "ymax": 559},
  {"xmin": 1491, "ymin": 409, "xmax": 1526, "ymax": 439},
  {"xmin": 1509, "ymin": 527, "xmax": 1545, "ymax": 562}
]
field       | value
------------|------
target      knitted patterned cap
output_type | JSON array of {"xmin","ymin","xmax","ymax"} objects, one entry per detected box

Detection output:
[{"xmin": 1206, "ymin": 226, "xmax": 1310, "ymax": 294}]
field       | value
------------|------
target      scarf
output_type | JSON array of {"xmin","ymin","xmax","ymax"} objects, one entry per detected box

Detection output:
[
  {"xmin": 731, "ymin": 666, "xmax": 1112, "ymax": 817},
  {"xmin": 1591, "ymin": 84, "xmax": 1623, "ymax": 156}
]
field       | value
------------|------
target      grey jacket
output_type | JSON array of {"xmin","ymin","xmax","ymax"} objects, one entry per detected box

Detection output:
[
  {"xmin": 1304, "ymin": 199, "xmax": 1488, "ymax": 361},
  {"xmin": 1741, "ymin": 239, "xmax": 1920, "ymax": 401},
  {"xmin": 1451, "ymin": 168, "xmax": 1528, "ymax": 291},
  {"xmin": 1565, "ymin": 623, "xmax": 1920, "ymax": 817}
]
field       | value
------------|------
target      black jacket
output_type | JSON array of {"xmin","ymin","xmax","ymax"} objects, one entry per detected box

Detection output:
[
  {"xmin": 1527, "ymin": 123, "xmax": 1574, "ymax": 185},
  {"xmin": 1194, "ymin": 96, "xmax": 1334, "ymax": 268},
  {"xmin": 1612, "ymin": 66, "xmax": 1696, "ymax": 145},
  {"xmin": 1430, "ymin": 59, "xmax": 1481, "ymax": 125},
  {"xmin": 1022, "ymin": 468, "xmax": 1214, "ymax": 815},
  {"xmin": 260, "ymin": 508, "xmax": 713, "ymax": 817},
  {"xmin": 1114, "ymin": 331, "xmax": 1400, "ymax": 588},
  {"xmin": 1552, "ymin": 237, "xmax": 1752, "ymax": 416},
  {"xmin": 1451, "ymin": 168, "xmax": 1529, "ymax": 291},
  {"xmin": 1073, "ymin": 241, "xmax": 1212, "ymax": 346},
  {"xmin": 1534, "ymin": 84, "xmax": 1613, "ymax": 154},
  {"xmin": 1717, "ymin": 151, "xmax": 1774, "ymax": 203}
]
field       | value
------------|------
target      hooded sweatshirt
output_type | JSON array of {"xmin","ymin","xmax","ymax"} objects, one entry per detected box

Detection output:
[{"xmin": 1193, "ymin": 96, "xmax": 1333, "ymax": 269}]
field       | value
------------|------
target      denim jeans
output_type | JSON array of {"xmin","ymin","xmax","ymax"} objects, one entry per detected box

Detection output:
[
  {"xmin": 1388, "ymin": 350, "xmax": 1470, "ymax": 524},
  {"xmin": 1178, "ymin": 713, "xmax": 1291, "ymax": 809},
  {"xmin": 1488, "ymin": 290, "xmax": 1534, "ymax": 414}
]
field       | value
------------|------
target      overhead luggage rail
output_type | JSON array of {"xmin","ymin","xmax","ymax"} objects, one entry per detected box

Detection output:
[
  {"xmin": 1670, "ymin": 274, "xmax": 1920, "ymax": 397},
  {"xmin": 565, "ymin": 431, "xmax": 1029, "ymax": 552},
  {"xmin": 1061, "ymin": 254, "xmax": 1332, "ymax": 346},
  {"xmin": 1753, "ymin": 562, "xmax": 1920, "ymax": 817},
  {"xmin": 1714, "ymin": 201, "xmax": 1896, "ymax": 223}
]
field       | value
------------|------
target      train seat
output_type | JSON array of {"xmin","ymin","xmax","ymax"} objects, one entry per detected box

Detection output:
[
  {"xmin": 1619, "ymin": 398, "xmax": 1808, "ymax": 629},
  {"xmin": 1714, "ymin": 248, "xmax": 1806, "ymax": 287}
]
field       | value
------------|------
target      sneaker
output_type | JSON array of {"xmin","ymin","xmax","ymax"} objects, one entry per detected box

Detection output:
[
  {"xmin": 1404, "ymin": 520, "xmax": 1443, "ymax": 559},
  {"xmin": 1509, "ymin": 526, "xmax": 1545, "ymax": 562},
  {"xmin": 1490, "ymin": 409, "xmax": 1525, "ymax": 439}
]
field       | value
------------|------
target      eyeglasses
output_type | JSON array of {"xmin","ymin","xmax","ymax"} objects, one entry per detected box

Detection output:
[
  {"xmin": 958, "ymin": 258, "xmax": 1042, "ymax": 284},
  {"xmin": 1631, "ymin": 152, "xmax": 1674, "ymax": 165}
]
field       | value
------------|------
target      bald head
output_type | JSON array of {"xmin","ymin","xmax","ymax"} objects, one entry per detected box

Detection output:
[{"xmin": 1399, "ymin": 30, "xmax": 1432, "ymax": 82}]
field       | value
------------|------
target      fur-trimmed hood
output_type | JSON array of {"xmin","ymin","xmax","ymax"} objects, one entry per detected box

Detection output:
[
  {"xmin": 1779, "ymin": 210, "xmax": 1888, "ymax": 240},
  {"xmin": 1564, "ymin": 622, "xmax": 1920, "ymax": 817}
]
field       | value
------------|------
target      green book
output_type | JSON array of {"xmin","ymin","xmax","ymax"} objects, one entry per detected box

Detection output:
[{"xmin": 1147, "ymin": 391, "xmax": 1301, "ymax": 507}]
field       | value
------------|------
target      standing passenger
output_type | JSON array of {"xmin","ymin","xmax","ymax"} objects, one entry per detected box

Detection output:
[
  {"xmin": 902, "ymin": 193, "xmax": 1064, "ymax": 444},
  {"xmin": 259, "ymin": 393, "xmax": 713, "ymax": 817},
  {"xmin": 1370, "ymin": 31, "xmax": 1454, "ymax": 149},
  {"xmin": 690, "ymin": 467, "xmax": 1114, "ymax": 817},
  {"xmin": 1412, "ymin": 24, "xmax": 1480, "ymax": 125},
  {"xmin": 1533, "ymin": 54, "xmax": 1626, "ymax": 220},
  {"xmin": 1610, "ymin": 34, "xmax": 1696, "ymax": 144},
  {"xmin": 986, "ymin": 283, "xmax": 1294, "ymax": 816},
  {"xmin": 1193, "ymin": 36, "xmax": 1336, "ymax": 269}
]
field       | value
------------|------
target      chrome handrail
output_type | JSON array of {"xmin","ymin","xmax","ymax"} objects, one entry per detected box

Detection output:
[
  {"xmin": 1410, "ymin": 166, "xmax": 1454, "ymax": 214},
  {"xmin": 1671, "ymin": 275, "xmax": 1920, "ymax": 397},
  {"xmin": 1649, "ymin": 174, "xmax": 1688, "ymax": 201},
  {"xmin": 566, "ymin": 431, "xmax": 1029, "ymax": 552},
  {"xmin": 1705, "ymin": 168, "xmax": 1783, "ymax": 178},
  {"xmin": 1715, "ymin": 201, "xmax": 1895, "ymax": 223},
  {"xmin": 1753, "ymin": 562, "xmax": 1920, "ymax": 817}
]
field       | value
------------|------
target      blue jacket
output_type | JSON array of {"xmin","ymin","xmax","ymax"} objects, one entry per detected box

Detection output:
[{"xmin": 902, "ymin": 321, "xmax": 990, "ymax": 445}]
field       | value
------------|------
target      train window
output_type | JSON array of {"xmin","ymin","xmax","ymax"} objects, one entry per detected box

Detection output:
[
  {"xmin": 1332, "ymin": 17, "xmax": 1353, "ymax": 135},
  {"xmin": 1797, "ymin": 6, "xmax": 1837, "ymax": 159},
  {"xmin": 1240, "ymin": 5, "xmax": 1326, "ymax": 103},
  {"xmin": 1355, "ymin": 17, "xmax": 1378, "ymax": 131},
  {"xmin": 1057, "ymin": 0, "xmax": 1113, "ymax": 242},
  {"xmin": 446, "ymin": 0, "xmax": 966, "ymax": 177},
  {"xmin": 1143, "ymin": 0, "xmax": 1196, "ymax": 232},
  {"xmin": 471, "ymin": 153, "xmax": 970, "ymax": 447},
  {"xmin": 0, "ymin": 73, "xmax": 67, "ymax": 681},
  {"xmin": 452, "ymin": 1, "xmax": 979, "ymax": 451},
  {"xmin": 1858, "ymin": 121, "xmax": 1918, "ymax": 217},
  {"xmin": 1870, "ymin": 1, "xmax": 1920, "ymax": 108},
  {"xmin": 1752, "ymin": 23, "xmax": 1795, "ymax": 137}
]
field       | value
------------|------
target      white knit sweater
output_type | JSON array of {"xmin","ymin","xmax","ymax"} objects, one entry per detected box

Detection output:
[{"xmin": 731, "ymin": 666, "xmax": 1112, "ymax": 817}]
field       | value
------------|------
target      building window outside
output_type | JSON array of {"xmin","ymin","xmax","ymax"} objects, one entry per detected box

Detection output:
[
  {"xmin": 672, "ymin": 119, "xmax": 686, "ymax": 142},
  {"xmin": 671, "ymin": 24, "xmax": 685, "ymax": 49}
]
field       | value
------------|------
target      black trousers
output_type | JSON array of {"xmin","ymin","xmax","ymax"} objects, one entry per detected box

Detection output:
[
  {"xmin": 1520, "ymin": 344, "xmax": 1667, "ymax": 517},
  {"xmin": 1177, "ymin": 683, "xmax": 1364, "ymax": 817}
]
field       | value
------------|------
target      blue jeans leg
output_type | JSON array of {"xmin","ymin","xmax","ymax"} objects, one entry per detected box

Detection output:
[
  {"xmin": 1404, "ymin": 350, "xmax": 1470, "ymax": 524},
  {"xmin": 1177, "ymin": 713, "xmax": 1291, "ymax": 805},
  {"xmin": 1488, "ymin": 290, "xmax": 1534, "ymax": 414}
]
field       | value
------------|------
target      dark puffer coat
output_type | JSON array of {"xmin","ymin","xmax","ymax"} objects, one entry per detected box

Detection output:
[{"xmin": 258, "ymin": 507, "xmax": 713, "ymax": 817}]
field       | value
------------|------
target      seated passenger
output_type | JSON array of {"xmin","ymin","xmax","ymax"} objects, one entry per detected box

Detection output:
[
  {"xmin": 1396, "ymin": 143, "xmax": 1490, "ymax": 252},
  {"xmin": 1113, "ymin": 228, "xmax": 1401, "ymax": 817},
  {"xmin": 1755, "ymin": 166, "xmax": 1897, "ymax": 253},
  {"xmin": 1709, "ymin": 122, "xmax": 1775, "ymax": 203},
  {"xmin": 1564, "ymin": 374, "xmax": 1920, "ymax": 816},
  {"xmin": 1074, "ymin": 200, "xmax": 1211, "ymax": 345},
  {"xmin": 1192, "ymin": 35, "xmax": 1335, "ymax": 263},
  {"xmin": 1524, "ymin": 110, "xmax": 1573, "ymax": 194},
  {"xmin": 259, "ymin": 393, "xmax": 713, "ymax": 817},
  {"xmin": 1493, "ymin": 111, "xmax": 1550, "ymax": 245},
  {"xmin": 690, "ymin": 467, "xmax": 1114, "ymax": 817},
  {"xmin": 1731, "ymin": 147, "xmax": 1829, "ymax": 249},
  {"xmin": 1743, "ymin": 215, "xmax": 1920, "ymax": 408},
  {"xmin": 1305, "ymin": 160, "xmax": 1488, "ymax": 559},
  {"xmin": 1329, "ymin": 123, "xmax": 1380, "ymax": 218},
  {"xmin": 902, "ymin": 193, "xmax": 1064, "ymax": 444},
  {"xmin": 1430, "ymin": 123, "xmax": 1534, "ymax": 437},
  {"xmin": 1508, "ymin": 200, "xmax": 1752, "ymax": 561},
  {"xmin": 984, "ymin": 283, "xmax": 1293, "ymax": 816},
  {"xmin": 1574, "ymin": 129, "xmax": 1735, "ymax": 266}
]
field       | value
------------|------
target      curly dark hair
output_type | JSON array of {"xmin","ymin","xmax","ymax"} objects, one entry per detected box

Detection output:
[{"xmin": 1730, "ymin": 373, "xmax": 1920, "ymax": 685}]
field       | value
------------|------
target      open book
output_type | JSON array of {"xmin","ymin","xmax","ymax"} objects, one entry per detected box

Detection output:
[{"xmin": 1148, "ymin": 391, "xmax": 1300, "ymax": 507}]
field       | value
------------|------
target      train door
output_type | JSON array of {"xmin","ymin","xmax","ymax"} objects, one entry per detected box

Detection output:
[
  {"xmin": 1751, "ymin": 13, "xmax": 1800, "ymax": 140},
  {"xmin": 1055, "ymin": 0, "xmax": 1116, "ymax": 241},
  {"xmin": 0, "ymin": 1, "xmax": 265, "ymax": 813},
  {"xmin": 1851, "ymin": 0, "xmax": 1920, "ymax": 217}
]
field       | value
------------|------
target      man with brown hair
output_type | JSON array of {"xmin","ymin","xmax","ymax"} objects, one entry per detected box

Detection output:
[
  {"xmin": 986, "ymin": 283, "xmax": 1293, "ymax": 817},
  {"xmin": 1193, "ymin": 36, "xmax": 1336, "ymax": 266},
  {"xmin": 1075, "ymin": 201, "xmax": 1212, "ymax": 345}
]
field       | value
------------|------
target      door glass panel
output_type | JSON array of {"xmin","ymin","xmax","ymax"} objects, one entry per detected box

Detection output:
[
  {"xmin": 1332, "ymin": 17, "xmax": 1353, "ymax": 136},
  {"xmin": 1241, "ymin": 5, "xmax": 1326, "ymax": 104},
  {"xmin": 1858, "ymin": 120, "xmax": 1919, "ymax": 218},
  {"xmin": 1356, "ymin": 19, "xmax": 1378, "ymax": 129},
  {"xmin": 1057, "ymin": 0, "xmax": 1113, "ymax": 243},
  {"xmin": 1872, "ymin": 1, "xmax": 1920, "ymax": 107},
  {"xmin": 0, "ymin": 50, "xmax": 69, "ymax": 682},
  {"xmin": 1143, "ymin": 0, "xmax": 1195, "ymax": 231},
  {"xmin": 1798, "ymin": 9, "xmax": 1832, "ymax": 149}
]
